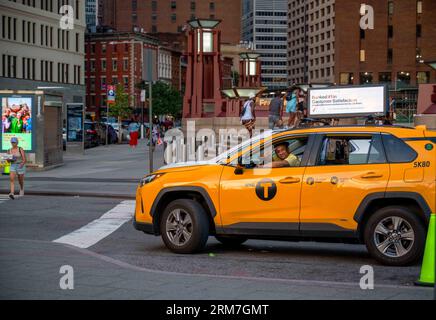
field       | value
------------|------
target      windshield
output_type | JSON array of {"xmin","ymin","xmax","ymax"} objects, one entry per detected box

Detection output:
[{"xmin": 213, "ymin": 131, "xmax": 275, "ymax": 164}]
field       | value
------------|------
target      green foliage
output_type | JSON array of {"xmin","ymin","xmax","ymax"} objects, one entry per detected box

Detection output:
[
  {"xmin": 109, "ymin": 84, "xmax": 132, "ymax": 120},
  {"xmin": 147, "ymin": 81, "xmax": 182, "ymax": 117}
]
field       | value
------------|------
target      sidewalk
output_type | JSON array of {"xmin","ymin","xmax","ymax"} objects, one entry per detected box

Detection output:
[{"xmin": 0, "ymin": 142, "xmax": 166, "ymax": 198}]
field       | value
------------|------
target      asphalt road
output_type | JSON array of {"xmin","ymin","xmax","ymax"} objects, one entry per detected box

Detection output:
[{"xmin": 0, "ymin": 195, "xmax": 433, "ymax": 300}]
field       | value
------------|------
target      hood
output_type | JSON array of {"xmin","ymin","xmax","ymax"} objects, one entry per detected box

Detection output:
[{"xmin": 157, "ymin": 160, "xmax": 216, "ymax": 172}]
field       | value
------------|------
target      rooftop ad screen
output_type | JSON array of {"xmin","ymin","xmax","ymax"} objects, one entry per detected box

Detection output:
[{"xmin": 308, "ymin": 85, "xmax": 387, "ymax": 118}]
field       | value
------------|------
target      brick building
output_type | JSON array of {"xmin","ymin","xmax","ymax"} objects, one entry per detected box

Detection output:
[
  {"xmin": 287, "ymin": 0, "xmax": 436, "ymax": 87},
  {"xmin": 101, "ymin": 0, "xmax": 242, "ymax": 45},
  {"xmin": 85, "ymin": 31, "xmax": 159, "ymax": 119},
  {"xmin": 334, "ymin": 0, "xmax": 436, "ymax": 87}
]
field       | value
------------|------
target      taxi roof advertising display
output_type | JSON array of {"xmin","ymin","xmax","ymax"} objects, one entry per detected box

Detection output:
[{"xmin": 308, "ymin": 85, "xmax": 387, "ymax": 118}]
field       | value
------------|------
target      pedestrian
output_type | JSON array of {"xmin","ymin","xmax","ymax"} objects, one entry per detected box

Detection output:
[
  {"xmin": 7, "ymin": 137, "xmax": 26, "ymax": 199},
  {"xmin": 268, "ymin": 92, "xmax": 283, "ymax": 130},
  {"xmin": 285, "ymin": 88, "xmax": 298, "ymax": 128},
  {"xmin": 128, "ymin": 118, "xmax": 140, "ymax": 148},
  {"xmin": 240, "ymin": 94, "xmax": 256, "ymax": 138},
  {"xmin": 295, "ymin": 88, "xmax": 306, "ymax": 126}
]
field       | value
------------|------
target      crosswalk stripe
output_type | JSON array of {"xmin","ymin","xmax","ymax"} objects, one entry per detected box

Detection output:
[{"xmin": 53, "ymin": 200, "xmax": 135, "ymax": 249}]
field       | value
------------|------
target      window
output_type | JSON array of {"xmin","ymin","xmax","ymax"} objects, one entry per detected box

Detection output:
[
  {"xmin": 340, "ymin": 72, "xmax": 354, "ymax": 85},
  {"xmin": 416, "ymin": 24, "xmax": 421, "ymax": 37},
  {"xmin": 360, "ymin": 50, "xmax": 365, "ymax": 62},
  {"xmin": 209, "ymin": 2, "xmax": 215, "ymax": 11},
  {"xmin": 388, "ymin": 1, "xmax": 394, "ymax": 15},
  {"xmin": 388, "ymin": 25, "xmax": 393, "ymax": 38},
  {"xmin": 101, "ymin": 60, "xmax": 106, "ymax": 70},
  {"xmin": 317, "ymin": 135, "xmax": 386, "ymax": 166},
  {"xmin": 360, "ymin": 72, "xmax": 373, "ymax": 84},
  {"xmin": 75, "ymin": 32, "xmax": 79, "ymax": 52},
  {"xmin": 378, "ymin": 72, "xmax": 391, "ymax": 83},
  {"xmin": 171, "ymin": 1, "xmax": 176, "ymax": 9},
  {"xmin": 112, "ymin": 59, "xmax": 117, "ymax": 71},
  {"xmin": 417, "ymin": 71, "xmax": 430, "ymax": 84},
  {"xmin": 171, "ymin": 13, "xmax": 176, "ymax": 22},
  {"xmin": 381, "ymin": 134, "xmax": 417, "ymax": 163},
  {"xmin": 234, "ymin": 136, "xmax": 309, "ymax": 168},
  {"xmin": 387, "ymin": 48, "xmax": 393, "ymax": 64},
  {"xmin": 417, "ymin": 1, "xmax": 422, "ymax": 14}
]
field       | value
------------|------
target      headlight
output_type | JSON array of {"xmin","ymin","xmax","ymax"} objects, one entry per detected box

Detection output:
[{"xmin": 139, "ymin": 173, "xmax": 165, "ymax": 187}]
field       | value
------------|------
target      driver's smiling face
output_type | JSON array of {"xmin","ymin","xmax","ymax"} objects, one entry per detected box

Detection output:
[{"xmin": 275, "ymin": 145, "xmax": 289, "ymax": 160}]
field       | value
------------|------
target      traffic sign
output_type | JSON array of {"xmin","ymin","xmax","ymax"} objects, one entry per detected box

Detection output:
[{"xmin": 107, "ymin": 85, "xmax": 116, "ymax": 104}]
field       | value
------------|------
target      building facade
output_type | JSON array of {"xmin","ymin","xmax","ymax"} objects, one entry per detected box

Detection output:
[
  {"xmin": 287, "ymin": 0, "xmax": 436, "ymax": 87},
  {"xmin": 334, "ymin": 0, "xmax": 436, "ymax": 87},
  {"xmin": 0, "ymin": 0, "xmax": 86, "ymax": 113},
  {"xmin": 85, "ymin": 32, "xmax": 158, "ymax": 119},
  {"xmin": 242, "ymin": 0, "xmax": 288, "ymax": 90},
  {"xmin": 287, "ymin": 0, "xmax": 335, "ymax": 85},
  {"xmin": 101, "ymin": 0, "xmax": 242, "ymax": 45}
]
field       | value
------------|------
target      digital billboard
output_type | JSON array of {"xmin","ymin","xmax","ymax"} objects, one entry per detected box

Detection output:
[
  {"xmin": 1, "ymin": 95, "xmax": 34, "ymax": 151},
  {"xmin": 308, "ymin": 85, "xmax": 387, "ymax": 118}
]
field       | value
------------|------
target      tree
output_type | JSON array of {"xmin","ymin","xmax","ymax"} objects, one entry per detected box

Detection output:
[
  {"xmin": 109, "ymin": 84, "xmax": 132, "ymax": 143},
  {"xmin": 147, "ymin": 81, "xmax": 182, "ymax": 118}
]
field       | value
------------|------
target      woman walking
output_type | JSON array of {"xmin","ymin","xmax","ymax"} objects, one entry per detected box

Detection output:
[
  {"xmin": 128, "ymin": 119, "xmax": 140, "ymax": 148},
  {"xmin": 240, "ymin": 94, "xmax": 256, "ymax": 138},
  {"xmin": 7, "ymin": 137, "xmax": 26, "ymax": 199}
]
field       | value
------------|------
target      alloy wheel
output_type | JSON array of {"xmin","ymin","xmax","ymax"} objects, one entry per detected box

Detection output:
[{"xmin": 373, "ymin": 216, "xmax": 415, "ymax": 258}]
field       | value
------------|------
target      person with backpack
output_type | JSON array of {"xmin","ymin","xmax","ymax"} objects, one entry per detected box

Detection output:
[
  {"xmin": 7, "ymin": 137, "xmax": 26, "ymax": 199},
  {"xmin": 240, "ymin": 94, "xmax": 256, "ymax": 138}
]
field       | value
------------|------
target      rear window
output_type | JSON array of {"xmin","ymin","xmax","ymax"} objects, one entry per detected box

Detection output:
[{"xmin": 381, "ymin": 134, "xmax": 417, "ymax": 163}]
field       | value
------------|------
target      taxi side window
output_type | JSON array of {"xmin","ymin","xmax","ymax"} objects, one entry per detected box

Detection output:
[
  {"xmin": 317, "ymin": 135, "xmax": 386, "ymax": 166},
  {"xmin": 381, "ymin": 134, "xmax": 417, "ymax": 163},
  {"xmin": 239, "ymin": 137, "xmax": 308, "ymax": 168}
]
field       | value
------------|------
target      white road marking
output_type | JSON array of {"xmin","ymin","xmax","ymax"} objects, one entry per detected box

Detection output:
[
  {"xmin": 0, "ymin": 195, "xmax": 11, "ymax": 204},
  {"xmin": 53, "ymin": 200, "xmax": 135, "ymax": 249}
]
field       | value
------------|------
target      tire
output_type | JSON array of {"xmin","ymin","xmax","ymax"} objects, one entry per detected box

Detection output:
[
  {"xmin": 160, "ymin": 199, "xmax": 209, "ymax": 254},
  {"xmin": 215, "ymin": 235, "xmax": 247, "ymax": 247},
  {"xmin": 364, "ymin": 206, "xmax": 426, "ymax": 266}
]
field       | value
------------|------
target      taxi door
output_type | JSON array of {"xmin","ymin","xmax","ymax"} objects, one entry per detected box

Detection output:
[
  {"xmin": 300, "ymin": 133, "xmax": 390, "ymax": 233},
  {"xmin": 219, "ymin": 135, "xmax": 311, "ymax": 235}
]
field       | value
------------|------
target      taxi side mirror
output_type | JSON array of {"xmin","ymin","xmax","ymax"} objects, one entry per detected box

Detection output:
[{"xmin": 234, "ymin": 164, "xmax": 244, "ymax": 175}]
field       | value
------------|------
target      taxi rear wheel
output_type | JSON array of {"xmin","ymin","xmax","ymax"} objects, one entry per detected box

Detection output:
[
  {"xmin": 364, "ymin": 206, "xmax": 426, "ymax": 266},
  {"xmin": 160, "ymin": 199, "xmax": 209, "ymax": 254},
  {"xmin": 215, "ymin": 235, "xmax": 248, "ymax": 247}
]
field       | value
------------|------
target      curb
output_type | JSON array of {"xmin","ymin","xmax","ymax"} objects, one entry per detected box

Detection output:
[{"xmin": 0, "ymin": 189, "xmax": 135, "ymax": 200}]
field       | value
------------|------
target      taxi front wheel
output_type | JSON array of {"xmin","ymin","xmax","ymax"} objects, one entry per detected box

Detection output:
[
  {"xmin": 364, "ymin": 206, "xmax": 426, "ymax": 266},
  {"xmin": 160, "ymin": 199, "xmax": 209, "ymax": 254}
]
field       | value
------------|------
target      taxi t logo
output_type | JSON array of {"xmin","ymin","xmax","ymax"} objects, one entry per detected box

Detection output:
[{"xmin": 255, "ymin": 179, "xmax": 277, "ymax": 201}]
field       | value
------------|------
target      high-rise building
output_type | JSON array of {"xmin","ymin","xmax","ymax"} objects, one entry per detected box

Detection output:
[
  {"xmin": 287, "ymin": 0, "xmax": 335, "ymax": 85},
  {"xmin": 0, "ymin": 0, "xmax": 86, "ymax": 108},
  {"xmin": 287, "ymin": 0, "xmax": 436, "ymax": 87},
  {"xmin": 334, "ymin": 0, "xmax": 436, "ymax": 87},
  {"xmin": 242, "ymin": 0, "xmax": 288, "ymax": 90},
  {"xmin": 101, "ymin": 0, "xmax": 242, "ymax": 45}
]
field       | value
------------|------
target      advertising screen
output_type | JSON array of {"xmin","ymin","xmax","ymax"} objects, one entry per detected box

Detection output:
[
  {"xmin": 308, "ymin": 85, "xmax": 387, "ymax": 118},
  {"xmin": 1, "ymin": 95, "xmax": 33, "ymax": 151}
]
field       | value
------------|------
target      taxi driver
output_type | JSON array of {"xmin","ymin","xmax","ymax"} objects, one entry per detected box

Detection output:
[{"xmin": 261, "ymin": 142, "xmax": 300, "ymax": 168}]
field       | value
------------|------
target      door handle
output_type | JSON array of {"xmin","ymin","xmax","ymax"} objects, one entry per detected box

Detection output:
[
  {"xmin": 279, "ymin": 177, "xmax": 301, "ymax": 184},
  {"xmin": 360, "ymin": 172, "xmax": 383, "ymax": 179}
]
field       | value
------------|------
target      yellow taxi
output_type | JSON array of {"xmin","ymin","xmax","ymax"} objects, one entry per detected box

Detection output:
[{"xmin": 134, "ymin": 125, "xmax": 436, "ymax": 266}]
